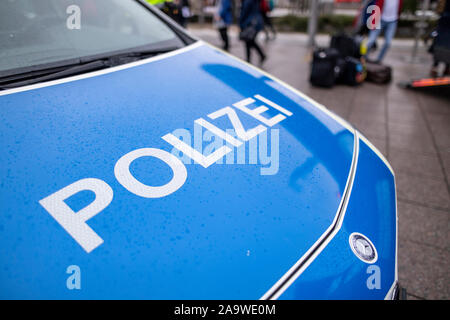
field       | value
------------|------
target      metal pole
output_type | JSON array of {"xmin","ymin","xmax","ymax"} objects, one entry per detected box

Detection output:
[
  {"xmin": 411, "ymin": 0, "xmax": 430, "ymax": 62},
  {"xmin": 199, "ymin": 0, "xmax": 205, "ymax": 25},
  {"xmin": 307, "ymin": 0, "xmax": 319, "ymax": 47}
]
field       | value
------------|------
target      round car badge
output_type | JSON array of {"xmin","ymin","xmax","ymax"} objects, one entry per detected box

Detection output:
[{"xmin": 349, "ymin": 233, "xmax": 378, "ymax": 263}]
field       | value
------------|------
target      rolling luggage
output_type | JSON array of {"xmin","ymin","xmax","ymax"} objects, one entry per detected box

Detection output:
[
  {"xmin": 338, "ymin": 57, "xmax": 366, "ymax": 86},
  {"xmin": 366, "ymin": 62, "xmax": 392, "ymax": 84},
  {"xmin": 309, "ymin": 48, "xmax": 340, "ymax": 87},
  {"xmin": 330, "ymin": 33, "xmax": 361, "ymax": 59}
]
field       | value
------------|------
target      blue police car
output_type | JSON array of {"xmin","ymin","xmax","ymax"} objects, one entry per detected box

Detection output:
[{"xmin": 0, "ymin": 0, "xmax": 398, "ymax": 299}]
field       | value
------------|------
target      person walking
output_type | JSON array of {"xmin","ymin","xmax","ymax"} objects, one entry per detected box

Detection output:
[
  {"xmin": 430, "ymin": 0, "xmax": 450, "ymax": 77},
  {"xmin": 179, "ymin": 0, "xmax": 191, "ymax": 28},
  {"xmin": 239, "ymin": 0, "xmax": 266, "ymax": 65},
  {"xmin": 365, "ymin": 0, "xmax": 403, "ymax": 63},
  {"xmin": 215, "ymin": 0, "xmax": 233, "ymax": 51}
]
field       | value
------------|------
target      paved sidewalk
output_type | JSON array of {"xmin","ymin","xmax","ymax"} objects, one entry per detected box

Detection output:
[{"xmin": 189, "ymin": 26, "xmax": 450, "ymax": 300}]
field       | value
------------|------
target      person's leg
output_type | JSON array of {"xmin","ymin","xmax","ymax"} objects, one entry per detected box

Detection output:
[
  {"xmin": 377, "ymin": 20, "xmax": 397, "ymax": 62},
  {"xmin": 218, "ymin": 27, "xmax": 226, "ymax": 45},
  {"xmin": 245, "ymin": 40, "xmax": 252, "ymax": 62},
  {"xmin": 223, "ymin": 27, "xmax": 229, "ymax": 51},
  {"xmin": 430, "ymin": 59, "xmax": 439, "ymax": 77},
  {"xmin": 219, "ymin": 27, "xmax": 229, "ymax": 51},
  {"xmin": 251, "ymin": 37, "xmax": 266, "ymax": 65},
  {"xmin": 366, "ymin": 22, "xmax": 383, "ymax": 54}
]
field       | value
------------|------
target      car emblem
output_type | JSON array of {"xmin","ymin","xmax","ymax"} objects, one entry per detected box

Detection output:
[{"xmin": 349, "ymin": 233, "xmax": 378, "ymax": 263}]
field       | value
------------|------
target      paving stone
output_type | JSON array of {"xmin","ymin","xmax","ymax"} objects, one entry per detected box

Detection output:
[
  {"xmin": 386, "ymin": 91, "xmax": 419, "ymax": 107},
  {"xmin": 406, "ymin": 293, "xmax": 425, "ymax": 300},
  {"xmin": 350, "ymin": 106, "xmax": 386, "ymax": 123},
  {"xmin": 389, "ymin": 131, "xmax": 437, "ymax": 154},
  {"xmin": 386, "ymin": 89, "xmax": 420, "ymax": 105},
  {"xmin": 398, "ymin": 201, "xmax": 449, "ymax": 250},
  {"xmin": 426, "ymin": 113, "xmax": 450, "ymax": 135},
  {"xmin": 323, "ymin": 102, "xmax": 350, "ymax": 119},
  {"xmin": 388, "ymin": 121, "xmax": 431, "ymax": 140},
  {"xmin": 398, "ymin": 239, "xmax": 450, "ymax": 300},
  {"xmin": 441, "ymin": 151, "xmax": 450, "ymax": 184},
  {"xmin": 387, "ymin": 100, "xmax": 421, "ymax": 114},
  {"xmin": 396, "ymin": 172, "xmax": 450, "ymax": 210},
  {"xmin": 389, "ymin": 148, "xmax": 445, "ymax": 180},
  {"xmin": 426, "ymin": 114, "xmax": 450, "ymax": 152},
  {"xmin": 388, "ymin": 108, "xmax": 427, "ymax": 126},
  {"xmin": 418, "ymin": 92, "xmax": 450, "ymax": 116},
  {"xmin": 353, "ymin": 95, "xmax": 385, "ymax": 108},
  {"xmin": 350, "ymin": 116, "xmax": 387, "ymax": 140}
]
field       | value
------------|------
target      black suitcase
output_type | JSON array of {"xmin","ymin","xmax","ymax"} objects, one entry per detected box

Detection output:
[
  {"xmin": 366, "ymin": 62, "xmax": 392, "ymax": 84},
  {"xmin": 330, "ymin": 33, "xmax": 361, "ymax": 59},
  {"xmin": 310, "ymin": 48, "xmax": 340, "ymax": 88},
  {"xmin": 338, "ymin": 57, "xmax": 366, "ymax": 86}
]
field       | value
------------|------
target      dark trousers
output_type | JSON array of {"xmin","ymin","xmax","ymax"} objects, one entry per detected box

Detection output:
[
  {"xmin": 245, "ymin": 37, "xmax": 265, "ymax": 63},
  {"xmin": 218, "ymin": 27, "xmax": 229, "ymax": 51}
]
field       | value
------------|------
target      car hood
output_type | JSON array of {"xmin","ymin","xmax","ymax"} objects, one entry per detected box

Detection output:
[{"xmin": 0, "ymin": 42, "xmax": 355, "ymax": 299}]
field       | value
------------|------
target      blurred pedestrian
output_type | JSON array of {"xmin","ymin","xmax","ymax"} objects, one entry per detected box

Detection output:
[
  {"xmin": 365, "ymin": 0, "xmax": 403, "ymax": 63},
  {"xmin": 179, "ymin": 0, "xmax": 191, "ymax": 28},
  {"xmin": 163, "ymin": 0, "xmax": 190, "ymax": 27},
  {"xmin": 260, "ymin": 0, "xmax": 276, "ymax": 41},
  {"xmin": 354, "ymin": 0, "xmax": 376, "ymax": 36},
  {"xmin": 239, "ymin": 0, "xmax": 266, "ymax": 65},
  {"xmin": 160, "ymin": 0, "xmax": 181, "ymax": 25},
  {"xmin": 215, "ymin": 0, "xmax": 233, "ymax": 51},
  {"xmin": 429, "ymin": 0, "xmax": 450, "ymax": 77}
]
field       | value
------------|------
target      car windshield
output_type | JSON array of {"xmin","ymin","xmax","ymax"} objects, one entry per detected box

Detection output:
[{"xmin": 0, "ymin": 0, "xmax": 186, "ymax": 76}]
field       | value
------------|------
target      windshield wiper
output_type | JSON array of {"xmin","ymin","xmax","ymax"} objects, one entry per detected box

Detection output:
[
  {"xmin": 0, "ymin": 47, "xmax": 179, "ymax": 90},
  {"xmin": 0, "ymin": 60, "xmax": 108, "ymax": 89}
]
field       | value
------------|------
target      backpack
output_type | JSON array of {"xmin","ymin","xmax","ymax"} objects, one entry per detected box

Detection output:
[
  {"xmin": 310, "ymin": 48, "xmax": 340, "ymax": 88},
  {"xmin": 338, "ymin": 57, "xmax": 366, "ymax": 86}
]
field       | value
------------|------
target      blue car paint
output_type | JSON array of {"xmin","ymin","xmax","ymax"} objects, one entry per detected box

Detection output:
[
  {"xmin": 279, "ymin": 139, "xmax": 397, "ymax": 299},
  {"xmin": 0, "ymin": 43, "xmax": 394, "ymax": 299}
]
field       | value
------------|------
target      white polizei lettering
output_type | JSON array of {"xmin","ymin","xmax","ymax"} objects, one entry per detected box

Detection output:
[
  {"xmin": 114, "ymin": 148, "xmax": 187, "ymax": 198},
  {"xmin": 202, "ymin": 129, "xmax": 227, "ymax": 164},
  {"xmin": 194, "ymin": 118, "xmax": 243, "ymax": 147},
  {"xmin": 254, "ymin": 94, "xmax": 293, "ymax": 116},
  {"xmin": 38, "ymin": 178, "xmax": 113, "ymax": 253},
  {"xmin": 162, "ymin": 133, "xmax": 232, "ymax": 168},
  {"xmin": 207, "ymin": 106, "xmax": 267, "ymax": 141},
  {"xmin": 169, "ymin": 128, "xmax": 193, "ymax": 164},
  {"xmin": 224, "ymin": 129, "xmax": 246, "ymax": 164},
  {"xmin": 233, "ymin": 97, "xmax": 286, "ymax": 127},
  {"xmin": 39, "ymin": 94, "xmax": 294, "ymax": 253}
]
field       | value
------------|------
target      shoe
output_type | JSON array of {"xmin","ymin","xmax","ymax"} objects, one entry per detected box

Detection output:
[
  {"xmin": 259, "ymin": 54, "xmax": 266, "ymax": 67},
  {"xmin": 430, "ymin": 67, "xmax": 439, "ymax": 78},
  {"xmin": 444, "ymin": 65, "xmax": 450, "ymax": 76}
]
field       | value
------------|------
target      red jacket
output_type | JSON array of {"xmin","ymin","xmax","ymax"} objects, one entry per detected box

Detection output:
[{"xmin": 376, "ymin": 0, "xmax": 403, "ymax": 16}]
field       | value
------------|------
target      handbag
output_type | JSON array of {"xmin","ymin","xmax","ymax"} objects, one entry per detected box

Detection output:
[{"xmin": 239, "ymin": 19, "xmax": 258, "ymax": 41}]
